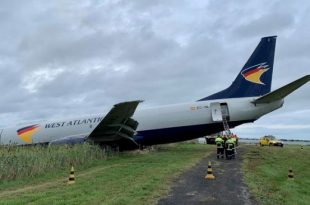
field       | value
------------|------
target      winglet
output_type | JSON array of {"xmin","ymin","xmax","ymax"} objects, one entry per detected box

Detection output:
[{"xmin": 253, "ymin": 75, "xmax": 310, "ymax": 104}]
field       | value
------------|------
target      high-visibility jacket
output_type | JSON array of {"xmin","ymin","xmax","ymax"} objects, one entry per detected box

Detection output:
[
  {"xmin": 215, "ymin": 137, "xmax": 224, "ymax": 148},
  {"xmin": 226, "ymin": 139, "xmax": 235, "ymax": 150},
  {"xmin": 231, "ymin": 137, "xmax": 237, "ymax": 145}
]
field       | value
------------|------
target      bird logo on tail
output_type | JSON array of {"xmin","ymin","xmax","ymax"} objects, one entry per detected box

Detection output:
[{"xmin": 241, "ymin": 63, "xmax": 269, "ymax": 85}]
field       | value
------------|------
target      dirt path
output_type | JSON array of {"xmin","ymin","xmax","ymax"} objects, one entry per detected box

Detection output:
[{"xmin": 157, "ymin": 146, "xmax": 257, "ymax": 205}]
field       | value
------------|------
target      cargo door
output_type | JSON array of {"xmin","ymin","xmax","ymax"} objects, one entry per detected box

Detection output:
[
  {"xmin": 210, "ymin": 102, "xmax": 223, "ymax": 122},
  {"xmin": 220, "ymin": 103, "xmax": 230, "ymax": 121}
]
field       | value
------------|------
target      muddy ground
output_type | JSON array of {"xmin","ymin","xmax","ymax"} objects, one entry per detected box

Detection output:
[{"xmin": 157, "ymin": 146, "xmax": 257, "ymax": 205}]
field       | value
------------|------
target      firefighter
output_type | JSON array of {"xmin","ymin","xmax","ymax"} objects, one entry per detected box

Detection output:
[
  {"xmin": 232, "ymin": 134, "xmax": 238, "ymax": 146},
  {"xmin": 231, "ymin": 135, "xmax": 237, "ymax": 159},
  {"xmin": 215, "ymin": 135, "xmax": 224, "ymax": 159},
  {"xmin": 222, "ymin": 135, "xmax": 228, "ymax": 155},
  {"xmin": 225, "ymin": 137, "xmax": 235, "ymax": 160}
]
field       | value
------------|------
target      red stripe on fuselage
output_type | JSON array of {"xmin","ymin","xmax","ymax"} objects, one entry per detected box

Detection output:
[
  {"xmin": 243, "ymin": 67, "xmax": 262, "ymax": 77},
  {"xmin": 17, "ymin": 126, "xmax": 38, "ymax": 135}
]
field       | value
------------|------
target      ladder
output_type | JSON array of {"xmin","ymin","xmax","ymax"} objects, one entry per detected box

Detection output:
[
  {"xmin": 222, "ymin": 115, "xmax": 231, "ymax": 137},
  {"xmin": 221, "ymin": 105, "xmax": 232, "ymax": 137}
]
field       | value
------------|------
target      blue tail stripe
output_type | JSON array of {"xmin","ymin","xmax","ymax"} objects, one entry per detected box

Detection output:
[{"xmin": 199, "ymin": 36, "xmax": 277, "ymax": 101}]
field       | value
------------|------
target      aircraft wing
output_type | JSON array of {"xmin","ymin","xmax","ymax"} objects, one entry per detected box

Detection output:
[
  {"xmin": 253, "ymin": 75, "xmax": 310, "ymax": 104},
  {"xmin": 88, "ymin": 100, "xmax": 142, "ymax": 143}
]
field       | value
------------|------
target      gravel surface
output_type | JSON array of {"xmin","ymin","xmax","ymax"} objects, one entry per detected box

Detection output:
[{"xmin": 157, "ymin": 146, "xmax": 257, "ymax": 205}]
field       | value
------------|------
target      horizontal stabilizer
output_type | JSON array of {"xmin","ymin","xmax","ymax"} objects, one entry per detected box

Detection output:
[{"xmin": 253, "ymin": 75, "xmax": 310, "ymax": 104}]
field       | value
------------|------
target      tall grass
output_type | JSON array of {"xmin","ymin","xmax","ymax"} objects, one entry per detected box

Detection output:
[{"xmin": 0, "ymin": 144, "xmax": 106, "ymax": 181}]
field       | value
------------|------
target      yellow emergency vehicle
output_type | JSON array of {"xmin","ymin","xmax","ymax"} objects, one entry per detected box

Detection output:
[{"xmin": 259, "ymin": 135, "xmax": 283, "ymax": 147}]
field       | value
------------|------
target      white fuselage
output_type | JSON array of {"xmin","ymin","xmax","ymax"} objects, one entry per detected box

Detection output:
[{"xmin": 0, "ymin": 97, "xmax": 283, "ymax": 146}]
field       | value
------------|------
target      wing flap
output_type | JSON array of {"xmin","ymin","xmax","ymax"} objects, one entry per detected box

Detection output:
[
  {"xmin": 88, "ymin": 100, "xmax": 142, "ymax": 143},
  {"xmin": 253, "ymin": 75, "xmax": 310, "ymax": 104}
]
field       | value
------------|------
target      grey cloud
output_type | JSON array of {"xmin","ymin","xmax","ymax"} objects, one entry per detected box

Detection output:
[
  {"xmin": 234, "ymin": 12, "xmax": 296, "ymax": 38},
  {"xmin": 0, "ymin": 0, "xmax": 309, "ymax": 140}
]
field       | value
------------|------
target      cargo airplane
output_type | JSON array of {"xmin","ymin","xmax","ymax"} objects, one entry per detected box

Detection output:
[{"xmin": 0, "ymin": 36, "xmax": 309, "ymax": 150}]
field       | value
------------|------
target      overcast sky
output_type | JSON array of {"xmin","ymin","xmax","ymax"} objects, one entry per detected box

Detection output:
[{"xmin": 0, "ymin": 0, "xmax": 309, "ymax": 140}]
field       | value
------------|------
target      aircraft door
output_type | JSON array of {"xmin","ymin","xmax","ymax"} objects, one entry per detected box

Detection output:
[
  {"xmin": 210, "ymin": 103, "xmax": 223, "ymax": 122},
  {"xmin": 220, "ymin": 103, "xmax": 230, "ymax": 121}
]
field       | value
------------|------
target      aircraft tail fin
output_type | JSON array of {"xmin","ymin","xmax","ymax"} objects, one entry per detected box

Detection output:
[
  {"xmin": 199, "ymin": 36, "xmax": 277, "ymax": 101},
  {"xmin": 253, "ymin": 75, "xmax": 310, "ymax": 104}
]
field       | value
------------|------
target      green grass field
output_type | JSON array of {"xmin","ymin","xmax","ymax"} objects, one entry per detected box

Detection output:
[
  {"xmin": 242, "ymin": 145, "xmax": 310, "ymax": 205},
  {"xmin": 2, "ymin": 143, "xmax": 308, "ymax": 205},
  {"xmin": 0, "ymin": 143, "xmax": 212, "ymax": 205}
]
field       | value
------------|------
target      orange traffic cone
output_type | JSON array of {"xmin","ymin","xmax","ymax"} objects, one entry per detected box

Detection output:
[
  {"xmin": 205, "ymin": 161, "xmax": 215, "ymax": 180},
  {"xmin": 288, "ymin": 168, "xmax": 294, "ymax": 180},
  {"xmin": 68, "ymin": 166, "xmax": 75, "ymax": 184}
]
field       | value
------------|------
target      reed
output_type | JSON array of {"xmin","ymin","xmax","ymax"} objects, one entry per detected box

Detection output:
[{"xmin": 0, "ymin": 144, "xmax": 106, "ymax": 181}]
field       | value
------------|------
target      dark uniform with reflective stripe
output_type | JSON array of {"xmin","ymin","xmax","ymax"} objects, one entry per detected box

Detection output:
[
  {"xmin": 215, "ymin": 136, "xmax": 224, "ymax": 159},
  {"xmin": 225, "ymin": 138, "xmax": 235, "ymax": 160}
]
